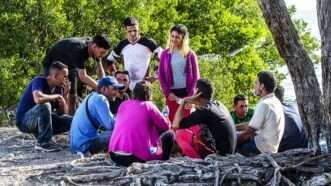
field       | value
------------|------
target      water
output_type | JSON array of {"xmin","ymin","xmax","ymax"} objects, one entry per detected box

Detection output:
[{"xmin": 279, "ymin": 64, "xmax": 322, "ymax": 102}]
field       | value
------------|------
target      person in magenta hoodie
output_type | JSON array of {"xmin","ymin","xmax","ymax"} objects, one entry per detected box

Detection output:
[
  {"xmin": 158, "ymin": 24, "xmax": 201, "ymax": 158},
  {"xmin": 109, "ymin": 81, "xmax": 175, "ymax": 166},
  {"xmin": 158, "ymin": 24, "xmax": 200, "ymax": 122}
]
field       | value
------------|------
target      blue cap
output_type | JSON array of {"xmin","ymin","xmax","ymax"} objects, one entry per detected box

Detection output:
[{"xmin": 98, "ymin": 76, "xmax": 124, "ymax": 89}]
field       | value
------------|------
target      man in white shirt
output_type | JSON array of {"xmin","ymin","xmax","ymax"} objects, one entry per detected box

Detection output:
[
  {"xmin": 237, "ymin": 71, "xmax": 284, "ymax": 156},
  {"xmin": 106, "ymin": 16, "xmax": 163, "ymax": 90}
]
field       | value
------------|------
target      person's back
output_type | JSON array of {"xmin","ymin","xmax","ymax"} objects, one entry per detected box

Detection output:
[
  {"xmin": 109, "ymin": 100, "xmax": 170, "ymax": 161},
  {"xmin": 43, "ymin": 37, "xmax": 90, "ymax": 71},
  {"xmin": 180, "ymin": 100, "xmax": 236, "ymax": 155},
  {"xmin": 278, "ymin": 103, "xmax": 308, "ymax": 152}
]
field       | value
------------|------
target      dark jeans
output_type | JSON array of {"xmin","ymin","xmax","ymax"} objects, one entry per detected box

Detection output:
[
  {"xmin": 19, "ymin": 103, "xmax": 72, "ymax": 144},
  {"xmin": 236, "ymin": 138, "xmax": 260, "ymax": 156},
  {"xmin": 110, "ymin": 130, "xmax": 175, "ymax": 166},
  {"xmin": 88, "ymin": 130, "xmax": 112, "ymax": 154}
]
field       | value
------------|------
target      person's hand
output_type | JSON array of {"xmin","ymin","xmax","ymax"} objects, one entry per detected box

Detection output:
[
  {"xmin": 62, "ymin": 79, "xmax": 70, "ymax": 98},
  {"xmin": 172, "ymin": 123, "xmax": 179, "ymax": 130},
  {"xmin": 168, "ymin": 92, "xmax": 178, "ymax": 101},
  {"xmin": 57, "ymin": 95, "xmax": 67, "ymax": 108}
]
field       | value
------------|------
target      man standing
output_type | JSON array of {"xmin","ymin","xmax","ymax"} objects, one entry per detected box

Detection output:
[
  {"xmin": 16, "ymin": 62, "xmax": 72, "ymax": 152},
  {"xmin": 106, "ymin": 17, "xmax": 162, "ymax": 90},
  {"xmin": 230, "ymin": 95, "xmax": 254, "ymax": 125},
  {"xmin": 43, "ymin": 35, "xmax": 111, "ymax": 114},
  {"xmin": 173, "ymin": 79, "xmax": 237, "ymax": 156},
  {"xmin": 70, "ymin": 76, "xmax": 124, "ymax": 154},
  {"xmin": 237, "ymin": 71, "xmax": 284, "ymax": 156}
]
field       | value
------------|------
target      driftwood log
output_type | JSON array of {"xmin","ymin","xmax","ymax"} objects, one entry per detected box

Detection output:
[{"xmin": 1, "ymin": 127, "xmax": 331, "ymax": 185}]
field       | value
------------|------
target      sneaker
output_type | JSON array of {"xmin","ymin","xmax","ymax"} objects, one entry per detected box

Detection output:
[{"xmin": 35, "ymin": 142, "xmax": 62, "ymax": 152}]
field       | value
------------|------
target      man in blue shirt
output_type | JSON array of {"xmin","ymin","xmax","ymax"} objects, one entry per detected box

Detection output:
[
  {"xmin": 274, "ymin": 86, "xmax": 308, "ymax": 152},
  {"xmin": 70, "ymin": 76, "xmax": 124, "ymax": 154},
  {"xmin": 16, "ymin": 62, "xmax": 72, "ymax": 152}
]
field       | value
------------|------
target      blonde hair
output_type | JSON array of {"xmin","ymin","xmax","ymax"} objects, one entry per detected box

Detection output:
[{"xmin": 166, "ymin": 24, "xmax": 190, "ymax": 57}]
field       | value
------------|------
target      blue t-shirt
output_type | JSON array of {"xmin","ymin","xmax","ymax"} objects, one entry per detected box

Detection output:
[
  {"xmin": 278, "ymin": 103, "xmax": 308, "ymax": 152},
  {"xmin": 70, "ymin": 92, "xmax": 115, "ymax": 153},
  {"xmin": 16, "ymin": 77, "xmax": 50, "ymax": 127}
]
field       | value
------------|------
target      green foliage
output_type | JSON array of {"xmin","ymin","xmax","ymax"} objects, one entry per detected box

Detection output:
[{"xmin": 0, "ymin": 0, "xmax": 320, "ymax": 125}]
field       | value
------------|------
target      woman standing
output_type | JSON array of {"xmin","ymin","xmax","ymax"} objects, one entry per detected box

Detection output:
[
  {"xmin": 158, "ymin": 24, "xmax": 200, "ymax": 122},
  {"xmin": 158, "ymin": 24, "xmax": 201, "ymax": 158}
]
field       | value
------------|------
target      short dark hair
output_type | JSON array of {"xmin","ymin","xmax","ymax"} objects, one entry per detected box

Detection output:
[
  {"xmin": 133, "ymin": 81, "xmax": 152, "ymax": 101},
  {"xmin": 257, "ymin": 71, "xmax": 276, "ymax": 93},
  {"xmin": 274, "ymin": 85, "xmax": 285, "ymax": 103},
  {"xmin": 123, "ymin": 16, "xmax": 139, "ymax": 27},
  {"xmin": 93, "ymin": 34, "xmax": 111, "ymax": 49},
  {"xmin": 196, "ymin": 79, "xmax": 214, "ymax": 100},
  {"xmin": 233, "ymin": 95, "xmax": 248, "ymax": 105},
  {"xmin": 49, "ymin": 61, "xmax": 68, "ymax": 72},
  {"xmin": 115, "ymin": 70, "xmax": 130, "ymax": 78},
  {"xmin": 170, "ymin": 24, "xmax": 189, "ymax": 37}
]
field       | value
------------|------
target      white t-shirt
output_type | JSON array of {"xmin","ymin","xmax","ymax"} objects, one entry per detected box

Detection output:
[
  {"xmin": 107, "ymin": 37, "xmax": 162, "ymax": 90},
  {"xmin": 249, "ymin": 93, "xmax": 285, "ymax": 153}
]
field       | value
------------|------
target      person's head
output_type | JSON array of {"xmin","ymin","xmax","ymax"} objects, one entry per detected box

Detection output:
[
  {"xmin": 167, "ymin": 24, "xmax": 190, "ymax": 57},
  {"xmin": 89, "ymin": 34, "xmax": 111, "ymax": 59},
  {"xmin": 233, "ymin": 95, "xmax": 249, "ymax": 118},
  {"xmin": 274, "ymin": 85, "xmax": 285, "ymax": 103},
  {"xmin": 195, "ymin": 79, "xmax": 214, "ymax": 103},
  {"xmin": 123, "ymin": 16, "xmax": 140, "ymax": 43},
  {"xmin": 97, "ymin": 76, "xmax": 124, "ymax": 99},
  {"xmin": 115, "ymin": 70, "xmax": 130, "ymax": 92},
  {"xmin": 133, "ymin": 80, "xmax": 152, "ymax": 101},
  {"xmin": 254, "ymin": 71, "xmax": 276, "ymax": 97},
  {"xmin": 48, "ymin": 61, "xmax": 68, "ymax": 87}
]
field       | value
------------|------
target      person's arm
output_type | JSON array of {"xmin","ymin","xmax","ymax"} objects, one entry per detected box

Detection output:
[
  {"xmin": 149, "ymin": 102, "xmax": 171, "ymax": 132},
  {"xmin": 173, "ymin": 93, "xmax": 202, "ymax": 130},
  {"xmin": 96, "ymin": 59, "xmax": 105, "ymax": 79},
  {"xmin": 32, "ymin": 90, "xmax": 61, "ymax": 104},
  {"xmin": 237, "ymin": 126, "xmax": 256, "ymax": 145},
  {"xmin": 78, "ymin": 68, "xmax": 97, "ymax": 89},
  {"xmin": 187, "ymin": 51, "xmax": 200, "ymax": 96},
  {"xmin": 236, "ymin": 122, "xmax": 250, "ymax": 131},
  {"xmin": 157, "ymin": 52, "xmax": 171, "ymax": 97},
  {"xmin": 94, "ymin": 95, "xmax": 115, "ymax": 130}
]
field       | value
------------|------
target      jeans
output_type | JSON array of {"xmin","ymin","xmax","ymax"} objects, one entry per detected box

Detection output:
[
  {"xmin": 19, "ymin": 103, "xmax": 72, "ymax": 144},
  {"xmin": 88, "ymin": 130, "xmax": 112, "ymax": 154},
  {"xmin": 236, "ymin": 138, "xmax": 260, "ymax": 156}
]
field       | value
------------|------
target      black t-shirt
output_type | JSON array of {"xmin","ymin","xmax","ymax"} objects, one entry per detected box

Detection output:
[
  {"xmin": 109, "ymin": 93, "xmax": 129, "ymax": 115},
  {"xmin": 179, "ymin": 100, "xmax": 237, "ymax": 155},
  {"xmin": 43, "ymin": 37, "xmax": 90, "ymax": 69}
]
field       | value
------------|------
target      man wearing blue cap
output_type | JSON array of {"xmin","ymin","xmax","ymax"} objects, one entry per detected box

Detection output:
[{"xmin": 70, "ymin": 76, "xmax": 124, "ymax": 154}]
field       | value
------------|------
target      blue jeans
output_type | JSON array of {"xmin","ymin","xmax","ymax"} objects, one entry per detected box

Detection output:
[
  {"xmin": 236, "ymin": 138, "xmax": 260, "ymax": 156},
  {"xmin": 88, "ymin": 130, "xmax": 112, "ymax": 154},
  {"xmin": 19, "ymin": 103, "xmax": 72, "ymax": 144}
]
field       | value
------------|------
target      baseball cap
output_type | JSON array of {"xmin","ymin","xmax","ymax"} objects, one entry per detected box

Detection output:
[{"xmin": 98, "ymin": 76, "xmax": 124, "ymax": 89}]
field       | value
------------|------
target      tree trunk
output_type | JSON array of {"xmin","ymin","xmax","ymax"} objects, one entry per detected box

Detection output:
[
  {"xmin": 257, "ymin": 0, "xmax": 326, "ymax": 153},
  {"xmin": 317, "ymin": 0, "xmax": 331, "ymax": 152}
]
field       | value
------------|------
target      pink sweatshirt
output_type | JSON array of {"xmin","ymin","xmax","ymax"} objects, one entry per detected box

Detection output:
[{"xmin": 108, "ymin": 100, "xmax": 171, "ymax": 161}]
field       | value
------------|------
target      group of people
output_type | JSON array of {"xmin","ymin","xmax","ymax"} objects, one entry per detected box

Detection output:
[{"xmin": 16, "ymin": 16, "xmax": 308, "ymax": 166}]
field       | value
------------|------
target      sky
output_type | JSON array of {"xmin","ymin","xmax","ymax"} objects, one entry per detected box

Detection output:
[{"xmin": 285, "ymin": 0, "xmax": 320, "ymax": 39}]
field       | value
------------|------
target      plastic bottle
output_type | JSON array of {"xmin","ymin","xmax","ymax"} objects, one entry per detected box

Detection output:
[{"xmin": 161, "ymin": 106, "xmax": 169, "ymax": 118}]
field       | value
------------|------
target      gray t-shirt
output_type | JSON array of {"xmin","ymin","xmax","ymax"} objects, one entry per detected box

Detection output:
[{"xmin": 171, "ymin": 50, "xmax": 187, "ymax": 89}]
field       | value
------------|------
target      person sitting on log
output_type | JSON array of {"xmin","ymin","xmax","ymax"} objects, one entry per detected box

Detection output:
[
  {"xmin": 16, "ymin": 62, "xmax": 72, "ymax": 152},
  {"xmin": 70, "ymin": 76, "xmax": 124, "ymax": 155},
  {"xmin": 230, "ymin": 95, "xmax": 254, "ymax": 125},
  {"xmin": 274, "ymin": 85, "xmax": 308, "ymax": 152},
  {"xmin": 109, "ymin": 81, "xmax": 175, "ymax": 166},
  {"xmin": 172, "ymin": 78, "xmax": 237, "ymax": 156},
  {"xmin": 237, "ymin": 71, "xmax": 285, "ymax": 156}
]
